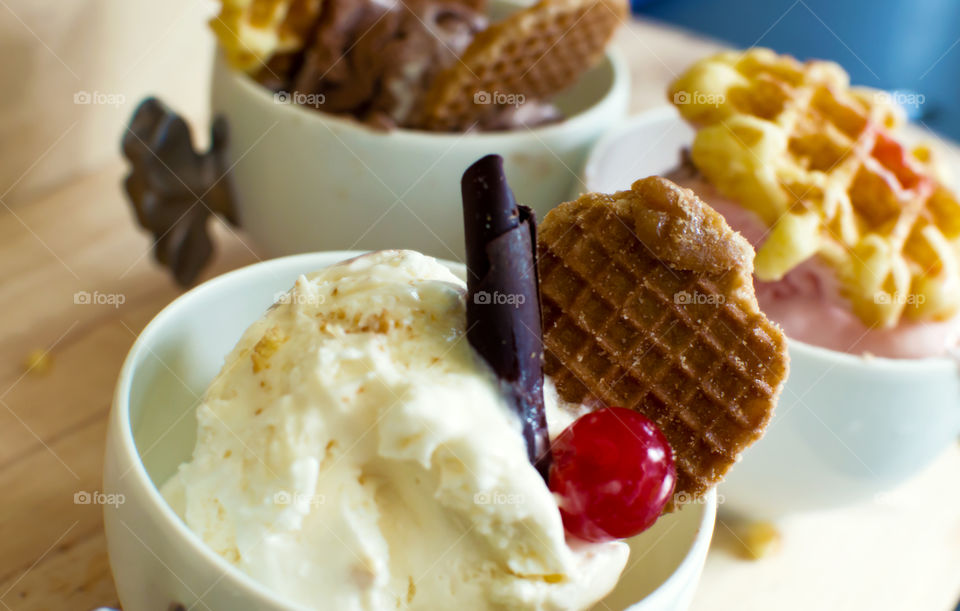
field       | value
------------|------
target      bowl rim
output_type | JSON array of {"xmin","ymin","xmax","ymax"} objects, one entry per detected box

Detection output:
[
  {"xmin": 628, "ymin": 488, "xmax": 716, "ymax": 610},
  {"xmin": 584, "ymin": 106, "xmax": 960, "ymax": 373},
  {"xmin": 111, "ymin": 250, "xmax": 717, "ymax": 610},
  {"xmin": 214, "ymin": 45, "xmax": 631, "ymax": 142}
]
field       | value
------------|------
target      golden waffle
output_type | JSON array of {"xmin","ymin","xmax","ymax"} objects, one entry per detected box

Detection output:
[
  {"xmin": 538, "ymin": 177, "xmax": 789, "ymax": 499},
  {"xmin": 212, "ymin": 0, "xmax": 323, "ymax": 72},
  {"xmin": 417, "ymin": 0, "xmax": 627, "ymax": 131},
  {"xmin": 670, "ymin": 48, "xmax": 960, "ymax": 328}
]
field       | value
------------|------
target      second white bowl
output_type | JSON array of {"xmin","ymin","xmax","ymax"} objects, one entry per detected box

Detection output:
[{"xmin": 210, "ymin": 24, "xmax": 630, "ymax": 260}]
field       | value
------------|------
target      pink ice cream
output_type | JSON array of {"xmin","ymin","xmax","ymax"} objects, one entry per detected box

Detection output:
[{"xmin": 668, "ymin": 170, "xmax": 960, "ymax": 359}]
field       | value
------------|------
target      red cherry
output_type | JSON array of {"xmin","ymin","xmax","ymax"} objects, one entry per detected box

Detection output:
[{"xmin": 549, "ymin": 407, "xmax": 676, "ymax": 542}]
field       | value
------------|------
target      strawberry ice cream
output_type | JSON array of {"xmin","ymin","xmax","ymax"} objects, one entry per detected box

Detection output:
[{"xmin": 668, "ymin": 167, "xmax": 960, "ymax": 359}]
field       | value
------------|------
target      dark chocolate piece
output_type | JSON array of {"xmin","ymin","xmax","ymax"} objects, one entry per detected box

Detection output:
[
  {"xmin": 461, "ymin": 154, "xmax": 550, "ymax": 480},
  {"xmin": 121, "ymin": 97, "xmax": 237, "ymax": 286},
  {"xmin": 289, "ymin": 0, "xmax": 486, "ymax": 129}
]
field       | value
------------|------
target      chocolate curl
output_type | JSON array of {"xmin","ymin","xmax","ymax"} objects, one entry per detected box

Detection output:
[
  {"xmin": 122, "ymin": 97, "xmax": 237, "ymax": 286},
  {"xmin": 462, "ymin": 154, "xmax": 550, "ymax": 480}
]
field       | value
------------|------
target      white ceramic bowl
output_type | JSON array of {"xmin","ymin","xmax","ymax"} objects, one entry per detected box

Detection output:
[
  {"xmin": 210, "ymin": 13, "xmax": 630, "ymax": 260},
  {"xmin": 104, "ymin": 251, "xmax": 716, "ymax": 611},
  {"xmin": 584, "ymin": 107, "xmax": 960, "ymax": 517}
]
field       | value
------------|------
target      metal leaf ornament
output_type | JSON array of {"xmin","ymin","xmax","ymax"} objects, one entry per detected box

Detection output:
[{"xmin": 122, "ymin": 97, "xmax": 237, "ymax": 286}]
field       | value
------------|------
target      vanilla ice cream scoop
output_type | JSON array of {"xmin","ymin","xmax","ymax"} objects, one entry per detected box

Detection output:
[{"xmin": 162, "ymin": 250, "xmax": 627, "ymax": 610}]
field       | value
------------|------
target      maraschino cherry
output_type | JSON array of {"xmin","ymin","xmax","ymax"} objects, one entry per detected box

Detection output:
[{"xmin": 549, "ymin": 407, "xmax": 676, "ymax": 542}]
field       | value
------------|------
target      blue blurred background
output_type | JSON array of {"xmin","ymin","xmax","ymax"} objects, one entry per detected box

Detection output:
[{"xmin": 633, "ymin": 0, "xmax": 960, "ymax": 140}]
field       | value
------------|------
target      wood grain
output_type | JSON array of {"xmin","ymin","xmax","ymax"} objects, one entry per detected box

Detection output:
[{"xmin": 0, "ymin": 164, "xmax": 259, "ymax": 610}]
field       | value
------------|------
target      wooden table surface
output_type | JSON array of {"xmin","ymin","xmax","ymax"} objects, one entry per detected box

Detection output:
[{"xmin": 1, "ymin": 17, "xmax": 959, "ymax": 611}]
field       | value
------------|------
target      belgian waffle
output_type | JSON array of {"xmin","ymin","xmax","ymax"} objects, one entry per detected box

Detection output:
[{"xmin": 670, "ymin": 48, "xmax": 960, "ymax": 328}]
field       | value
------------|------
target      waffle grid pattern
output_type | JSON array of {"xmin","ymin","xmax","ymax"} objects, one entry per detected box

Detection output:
[
  {"xmin": 419, "ymin": 0, "xmax": 626, "ymax": 130},
  {"xmin": 670, "ymin": 48, "xmax": 960, "ymax": 328},
  {"xmin": 540, "ymin": 201, "xmax": 787, "ymax": 498}
]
